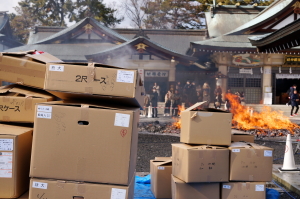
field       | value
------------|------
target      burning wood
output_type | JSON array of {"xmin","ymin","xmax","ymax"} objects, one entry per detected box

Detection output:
[{"xmin": 226, "ymin": 93, "xmax": 300, "ymax": 135}]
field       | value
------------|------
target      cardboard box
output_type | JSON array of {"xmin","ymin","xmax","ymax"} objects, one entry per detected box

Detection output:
[
  {"xmin": 30, "ymin": 101, "xmax": 139, "ymax": 185},
  {"xmin": 229, "ymin": 142, "xmax": 273, "ymax": 181},
  {"xmin": 44, "ymin": 62, "xmax": 144, "ymax": 107},
  {"xmin": 0, "ymin": 50, "xmax": 62, "ymax": 89},
  {"xmin": 150, "ymin": 157, "xmax": 172, "ymax": 199},
  {"xmin": 231, "ymin": 133, "xmax": 255, "ymax": 143},
  {"xmin": 18, "ymin": 191, "xmax": 29, "ymax": 199},
  {"xmin": 0, "ymin": 85, "xmax": 55, "ymax": 123},
  {"xmin": 172, "ymin": 143, "xmax": 229, "ymax": 183},
  {"xmin": 222, "ymin": 182, "xmax": 266, "ymax": 199},
  {"xmin": 172, "ymin": 175, "xmax": 220, "ymax": 199},
  {"xmin": 0, "ymin": 124, "xmax": 33, "ymax": 198},
  {"xmin": 180, "ymin": 102, "xmax": 232, "ymax": 146},
  {"xmin": 29, "ymin": 175, "xmax": 135, "ymax": 199}
]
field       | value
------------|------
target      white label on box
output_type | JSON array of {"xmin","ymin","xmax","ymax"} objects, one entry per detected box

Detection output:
[
  {"xmin": 232, "ymin": 149, "xmax": 240, "ymax": 152},
  {"xmin": 0, "ymin": 139, "xmax": 13, "ymax": 151},
  {"xmin": 264, "ymin": 150, "xmax": 273, "ymax": 157},
  {"xmin": 49, "ymin": 65, "xmax": 64, "ymax": 72},
  {"xmin": 116, "ymin": 70, "xmax": 134, "ymax": 83},
  {"xmin": 255, "ymin": 185, "xmax": 265, "ymax": 191},
  {"xmin": 111, "ymin": 188, "xmax": 126, "ymax": 199},
  {"xmin": 0, "ymin": 152, "xmax": 13, "ymax": 178},
  {"xmin": 37, "ymin": 106, "xmax": 52, "ymax": 113},
  {"xmin": 37, "ymin": 112, "xmax": 52, "ymax": 119},
  {"xmin": 32, "ymin": 182, "xmax": 48, "ymax": 189},
  {"xmin": 158, "ymin": 167, "xmax": 165, "ymax": 170},
  {"xmin": 223, "ymin": 185, "xmax": 231, "ymax": 189},
  {"xmin": 114, "ymin": 113, "xmax": 130, "ymax": 127}
]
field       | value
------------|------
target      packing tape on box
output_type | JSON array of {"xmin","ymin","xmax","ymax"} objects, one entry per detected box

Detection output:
[
  {"xmin": 76, "ymin": 183, "xmax": 86, "ymax": 194},
  {"xmin": 17, "ymin": 78, "xmax": 24, "ymax": 85},
  {"xmin": 199, "ymin": 151, "xmax": 203, "ymax": 159},
  {"xmin": 56, "ymin": 181, "xmax": 65, "ymax": 189},
  {"xmin": 0, "ymin": 64, "xmax": 44, "ymax": 78},
  {"xmin": 206, "ymin": 139, "xmax": 212, "ymax": 145},
  {"xmin": 2, "ymin": 96, "xmax": 10, "ymax": 103},
  {"xmin": 76, "ymin": 157, "xmax": 86, "ymax": 183},
  {"xmin": 25, "ymin": 96, "xmax": 33, "ymax": 110},
  {"xmin": 238, "ymin": 183, "xmax": 242, "ymax": 191},
  {"xmin": 249, "ymin": 175, "xmax": 254, "ymax": 181},
  {"xmin": 191, "ymin": 112, "xmax": 197, "ymax": 119},
  {"xmin": 212, "ymin": 151, "xmax": 216, "ymax": 159},
  {"xmin": 246, "ymin": 182, "xmax": 251, "ymax": 190},
  {"xmin": 87, "ymin": 62, "xmax": 95, "ymax": 83},
  {"xmin": 84, "ymin": 87, "xmax": 93, "ymax": 94},
  {"xmin": 247, "ymin": 150, "xmax": 252, "ymax": 158},
  {"xmin": 80, "ymin": 105, "xmax": 89, "ymax": 121},
  {"xmin": 20, "ymin": 60, "xmax": 27, "ymax": 67},
  {"xmin": 207, "ymin": 175, "xmax": 211, "ymax": 182},
  {"xmin": 3, "ymin": 116, "xmax": 10, "ymax": 122}
]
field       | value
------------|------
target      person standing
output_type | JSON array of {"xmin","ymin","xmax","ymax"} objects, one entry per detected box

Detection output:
[
  {"xmin": 171, "ymin": 90, "xmax": 181, "ymax": 117},
  {"xmin": 150, "ymin": 88, "xmax": 159, "ymax": 118},
  {"xmin": 164, "ymin": 91, "xmax": 172, "ymax": 116},
  {"xmin": 214, "ymin": 92, "xmax": 222, "ymax": 109},
  {"xmin": 202, "ymin": 82, "xmax": 211, "ymax": 108},
  {"xmin": 143, "ymin": 92, "xmax": 150, "ymax": 117},
  {"xmin": 287, "ymin": 84, "xmax": 297, "ymax": 106},
  {"xmin": 176, "ymin": 82, "xmax": 183, "ymax": 94},
  {"xmin": 225, "ymin": 89, "xmax": 232, "ymax": 111},
  {"xmin": 153, "ymin": 82, "xmax": 160, "ymax": 101},
  {"xmin": 290, "ymin": 90, "xmax": 299, "ymax": 117}
]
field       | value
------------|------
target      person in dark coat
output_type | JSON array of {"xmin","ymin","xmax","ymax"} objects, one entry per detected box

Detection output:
[
  {"xmin": 150, "ymin": 88, "xmax": 159, "ymax": 118},
  {"xmin": 214, "ymin": 92, "xmax": 222, "ymax": 109},
  {"xmin": 290, "ymin": 90, "xmax": 299, "ymax": 117},
  {"xmin": 171, "ymin": 90, "xmax": 181, "ymax": 117},
  {"xmin": 287, "ymin": 84, "xmax": 297, "ymax": 106}
]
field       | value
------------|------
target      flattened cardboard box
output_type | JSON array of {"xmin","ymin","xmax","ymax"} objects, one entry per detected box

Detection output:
[
  {"xmin": 231, "ymin": 134, "xmax": 254, "ymax": 143},
  {"xmin": 222, "ymin": 182, "xmax": 266, "ymax": 199},
  {"xmin": 172, "ymin": 175, "xmax": 220, "ymax": 199},
  {"xmin": 150, "ymin": 157, "xmax": 172, "ymax": 199},
  {"xmin": 44, "ymin": 62, "xmax": 144, "ymax": 107},
  {"xmin": 29, "ymin": 175, "xmax": 135, "ymax": 199},
  {"xmin": 0, "ymin": 51, "xmax": 62, "ymax": 89},
  {"xmin": 0, "ymin": 124, "xmax": 33, "ymax": 198},
  {"xmin": 0, "ymin": 85, "xmax": 55, "ymax": 123},
  {"xmin": 229, "ymin": 142, "xmax": 273, "ymax": 181},
  {"xmin": 30, "ymin": 101, "xmax": 139, "ymax": 185},
  {"xmin": 180, "ymin": 102, "xmax": 232, "ymax": 146},
  {"xmin": 172, "ymin": 143, "xmax": 229, "ymax": 183}
]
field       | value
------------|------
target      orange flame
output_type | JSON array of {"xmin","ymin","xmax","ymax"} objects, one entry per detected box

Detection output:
[
  {"xmin": 173, "ymin": 105, "xmax": 186, "ymax": 129},
  {"xmin": 226, "ymin": 93, "xmax": 299, "ymax": 133}
]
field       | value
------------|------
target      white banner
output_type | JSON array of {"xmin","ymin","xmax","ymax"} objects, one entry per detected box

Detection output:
[
  {"xmin": 276, "ymin": 74, "xmax": 300, "ymax": 79},
  {"xmin": 145, "ymin": 71, "xmax": 169, "ymax": 77},
  {"xmin": 239, "ymin": 68, "xmax": 253, "ymax": 75}
]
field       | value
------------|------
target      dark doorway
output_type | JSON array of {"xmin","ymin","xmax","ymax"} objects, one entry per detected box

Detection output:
[{"xmin": 275, "ymin": 79, "xmax": 299, "ymax": 104}]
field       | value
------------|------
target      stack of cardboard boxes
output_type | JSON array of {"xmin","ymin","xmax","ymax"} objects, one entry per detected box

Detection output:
[
  {"xmin": 151, "ymin": 102, "xmax": 274, "ymax": 199},
  {"xmin": 0, "ymin": 51, "xmax": 144, "ymax": 199}
]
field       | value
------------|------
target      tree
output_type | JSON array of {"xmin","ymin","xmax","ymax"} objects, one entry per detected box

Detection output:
[
  {"xmin": 9, "ymin": 6, "xmax": 41, "ymax": 44},
  {"xmin": 123, "ymin": 0, "xmax": 150, "ymax": 28},
  {"xmin": 142, "ymin": 0, "xmax": 204, "ymax": 29}
]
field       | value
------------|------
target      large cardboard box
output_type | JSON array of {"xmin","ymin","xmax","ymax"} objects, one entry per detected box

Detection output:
[
  {"xmin": 29, "ymin": 175, "xmax": 135, "ymax": 199},
  {"xmin": 172, "ymin": 175, "xmax": 220, "ymax": 199},
  {"xmin": 0, "ymin": 85, "xmax": 55, "ymax": 123},
  {"xmin": 0, "ymin": 51, "xmax": 62, "ymax": 88},
  {"xmin": 0, "ymin": 124, "xmax": 33, "ymax": 198},
  {"xmin": 30, "ymin": 101, "xmax": 139, "ymax": 185},
  {"xmin": 222, "ymin": 182, "xmax": 266, "ymax": 199},
  {"xmin": 150, "ymin": 157, "xmax": 172, "ymax": 199},
  {"xmin": 172, "ymin": 143, "xmax": 229, "ymax": 183},
  {"xmin": 180, "ymin": 102, "xmax": 232, "ymax": 146},
  {"xmin": 18, "ymin": 191, "xmax": 29, "ymax": 199},
  {"xmin": 229, "ymin": 142, "xmax": 273, "ymax": 181},
  {"xmin": 44, "ymin": 62, "xmax": 144, "ymax": 107},
  {"xmin": 231, "ymin": 133, "xmax": 254, "ymax": 143}
]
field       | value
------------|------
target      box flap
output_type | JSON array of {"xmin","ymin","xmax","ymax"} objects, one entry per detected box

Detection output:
[
  {"xmin": 152, "ymin": 160, "xmax": 172, "ymax": 166},
  {"xmin": 0, "ymin": 85, "xmax": 14, "ymax": 94},
  {"xmin": 0, "ymin": 124, "xmax": 33, "ymax": 136},
  {"xmin": 154, "ymin": 157, "xmax": 172, "ymax": 161},
  {"xmin": 0, "ymin": 84, "xmax": 54, "ymax": 99},
  {"xmin": 230, "ymin": 142, "xmax": 267, "ymax": 149},
  {"xmin": 26, "ymin": 52, "xmax": 62, "ymax": 63},
  {"xmin": 2, "ymin": 50, "xmax": 36, "ymax": 56},
  {"xmin": 184, "ymin": 102, "xmax": 207, "ymax": 112}
]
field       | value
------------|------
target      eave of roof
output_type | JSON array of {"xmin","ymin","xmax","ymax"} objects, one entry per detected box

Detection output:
[
  {"xmin": 34, "ymin": 17, "xmax": 128, "ymax": 44},
  {"xmin": 86, "ymin": 36, "xmax": 197, "ymax": 62}
]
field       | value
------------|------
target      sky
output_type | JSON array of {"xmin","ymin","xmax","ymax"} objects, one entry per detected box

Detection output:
[{"xmin": 0, "ymin": 0, "xmax": 134, "ymax": 28}]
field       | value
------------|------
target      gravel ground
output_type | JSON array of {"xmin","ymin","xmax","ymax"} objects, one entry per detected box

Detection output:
[{"xmin": 136, "ymin": 133, "xmax": 300, "ymax": 198}]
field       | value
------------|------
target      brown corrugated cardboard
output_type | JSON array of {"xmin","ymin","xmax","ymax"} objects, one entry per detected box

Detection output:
[
  {"xmin": 30, "ymin": 101, "xmax": 139, "ymax": 185},
  {"xmin": 0, "ymin": 85, "xmax": 55, "ymax": 123},
  {"xmin": 150, "ymin": 157, "xmax": 172, "ymax": 199},
  {"xmin": 180, "ymin": 102, "xmax": 232, "ymax": 146},
  {"xmin": 229, "ymin": 142, "xmax": 273, "ymax": 181},
  {"xmin": 29, "ymin": 175, "xmax": 135, "ymax": 199},
  {"xmin": 171, "ymin": 175, "xmax": 220, "ymax": 199},
  {"xmin": 0, "ymin": 124, "xmax": 33, "ymax": 198},
  {"xmin": 18, "ymin": 191, "xmax": 29, "ymax": 199},
  {"xmin": 172, "ymin": 143, "xmax": 229, "ymax": 183},
  {"xmin": 222, "ymin": 182, "xmax": 266, "ymax": 199},
  {"xmin": 231, "ymin": 134, "xmax": 255, "ymax": 143},
  {"xmin": 0, "ymin": 51, "xmax": 62, "ymax": 88},
  {"xmin": 44, "ymin": 62, "xmax": 144, "ymax": 107}
]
